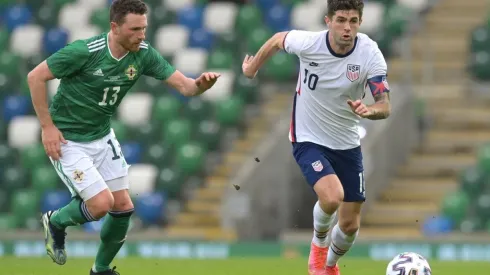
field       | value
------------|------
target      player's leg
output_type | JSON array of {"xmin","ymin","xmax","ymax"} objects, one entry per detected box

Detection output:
[
  {"xmin": 324, "ymin": 146, "xmax": 364, "ymax": 274},
  {"xmin": 312, "ymin": 175, "xmax": 343, "ymax": 245},
  {"xmin": 91, "ymin": 129, "xmax": 132, "ymax": 274},
  {"xmin": 326, "ymin": 201, "xmax": 362, "ymax": 267},
  {"xmin": 91, "ymin": 177, "xmax": 134, "ymax": 275},
  {"xmin": 292, "ymin": 142, "xmax": 344, "ymax": 275},
  {"xmin": 42, "ymin": 146, "xmax": 115, "ymax": 265}
]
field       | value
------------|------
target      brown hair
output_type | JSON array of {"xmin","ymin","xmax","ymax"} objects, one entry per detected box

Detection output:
[
  {"xmin": 327, "ymin": 0, "xmax": 364, "ymax": 19},
  {"xmin": 110, "ymin": 0, "xmax": 148, "ymax": 25}
]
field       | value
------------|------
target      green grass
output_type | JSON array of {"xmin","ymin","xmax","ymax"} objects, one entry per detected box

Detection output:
[{"xmin": 2, "ymin": 257, "xmax": 490, "ymax": 275}]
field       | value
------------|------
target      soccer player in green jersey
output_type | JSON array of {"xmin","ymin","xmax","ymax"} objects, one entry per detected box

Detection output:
[{"xmin": 26, "ymin": 0, "xmax": 220, "ymax": 274}]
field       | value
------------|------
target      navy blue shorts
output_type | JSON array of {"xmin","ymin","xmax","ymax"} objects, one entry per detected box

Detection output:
[{"xmin": 292, "ymin": 141, "xmax": 365, "ymax": 202}]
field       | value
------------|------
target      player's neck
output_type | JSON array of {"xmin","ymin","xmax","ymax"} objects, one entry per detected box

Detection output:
[
  {"xmin": 327, "ymin": 32, "xmax": 354, "ymax": 56},
  {"xmin": 108, "ymin": 31, "xmax": 129, "ymax": 59}
]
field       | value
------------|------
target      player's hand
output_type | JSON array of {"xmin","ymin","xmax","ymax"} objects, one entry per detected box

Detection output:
[
  {"xmin": 41, "ymin": 124, "xmax": 67, "ymax": 161},
  {"xmin": 195, "ymin": 72, "xmax": 221, "ymax": 92},
  {"xmin": 347, "ymin": 99, "xmax": 373, "ymax": 118},
  {"xmin": 242, "ymin": 54, "xmax": 257, "ymax": 79}
]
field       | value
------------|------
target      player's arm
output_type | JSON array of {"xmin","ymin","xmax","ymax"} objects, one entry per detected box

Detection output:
[
  {"xmin": 27, "ymin": 40, "xmax": 88, "ymax": 128},
  {"xmin": 364, "ymin": 75, "xmax": 391, "ymax": 120},
  {"xmin": 347, "ymin": 77, "xmax": 391, "ymax": 120},
  {"xmin": 242, "ymin": 31, "xmax": 288, "ymax": 78},
  {"xmin": 243, "ymin": 30, "xmax": 312, "ymax": 79},
  {"xmin": 348, "ymin": 49, "xmax": 391, "ymax": 120},
  {"xmin": 165, "ymin": 70, "xmax": 220, "ymax": 97},
  {"xmin": 27, "ymin": 61, "xmax": 57, "ymax": 128},
  {"xmin": 27, "ymin": 41, "xmax": 88, "ymax": 160},
  {"xmin": 144, "ymin": 46, "xmax": 219, "ymax": 96}
]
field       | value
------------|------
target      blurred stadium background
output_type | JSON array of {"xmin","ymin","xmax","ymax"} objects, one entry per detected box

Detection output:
[{"xmin": 0, "ymin": 0, "xmax": 490, "ymax": 272}]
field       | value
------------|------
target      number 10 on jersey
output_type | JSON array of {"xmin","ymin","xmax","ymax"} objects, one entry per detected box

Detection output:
[
  {"xmin": 99, "ymin": 86, "xmax": 121, "ymax": 106},
  {"xmin": 303, "ymin": 69, "xmax": 319, "ymax": 90}
]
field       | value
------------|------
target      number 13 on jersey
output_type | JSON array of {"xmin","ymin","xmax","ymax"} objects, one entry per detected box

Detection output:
[{"xmin": 98, "ymin": 86, "xmax": 121, "ymax": 106}]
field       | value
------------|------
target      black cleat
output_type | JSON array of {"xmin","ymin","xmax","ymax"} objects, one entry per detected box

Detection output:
[
  {"xmin": 90, "ymin": 266, "xmax": 120, "ymax": 275},
  {"xmin": 41, "ymin": 211, "xmax": 67, "ymax": 265}
]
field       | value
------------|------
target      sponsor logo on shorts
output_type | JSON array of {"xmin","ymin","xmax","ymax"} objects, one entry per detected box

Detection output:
[
  {"xmin": 73, "ymin": 169, "xmax": 84, "ymax": 183},
  {"xmin": 311, "ymin": 160, "xmax": 323, "ymax": 172}
]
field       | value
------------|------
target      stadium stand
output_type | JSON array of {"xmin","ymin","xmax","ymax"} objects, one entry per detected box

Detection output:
[
  {"xmin": 0, "ymin": 0, "xmax": 441, "ymax": 239},
  {"xmin": 469, "ymin": 14, "xmax": 490, "ymax": 81},
  {"xmin": 428, "ymin": 11, "xmax": 490, "ymax": 234},
  {"xmin": 363, "ymin": 0, "xmax": 490, "ymax": 238}
]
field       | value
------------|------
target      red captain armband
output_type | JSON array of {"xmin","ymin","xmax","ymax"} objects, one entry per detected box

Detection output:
[{"xmin": 367, "ymin": 75, "xmax": 390, "ymax": 96}]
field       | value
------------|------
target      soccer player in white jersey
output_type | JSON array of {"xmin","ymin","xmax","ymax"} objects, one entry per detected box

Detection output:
[{"xmin": 242, "ymin": 1, "xmax": 391, "ymax": 274}]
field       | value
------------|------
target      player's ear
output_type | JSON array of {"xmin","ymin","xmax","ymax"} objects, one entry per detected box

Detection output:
[
  {"xmin": 110, "ymin": 22, "xmax": 119, "ymax": 34},
  {"xmin": 324, "ymin": 15, "xmax": 331, "ymax": 28}
]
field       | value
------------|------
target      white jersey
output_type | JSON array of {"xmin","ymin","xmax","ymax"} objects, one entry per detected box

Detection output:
[{"xmin": 284, "ymin": 30, "xmax": 388, "ymax": 150}]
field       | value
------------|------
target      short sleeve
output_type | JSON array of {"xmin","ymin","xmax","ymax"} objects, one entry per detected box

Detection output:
[
  {"xmin": 143, "ymin": 45, "xmax": 176, "ymax": 80},
  {"xmin": 46, "ymin": 40, "xmax": 89, "ymax": 79},
  {"xmin": 367, "ymin": 48, "xmax": 388, "ymax": 79},
  {"xmin": 283, "ymin": 30, "xmax": 312, "ymax": 56}
]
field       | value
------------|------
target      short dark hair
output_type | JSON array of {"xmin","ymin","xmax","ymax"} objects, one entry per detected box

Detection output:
[
  {"xmin": 327, "ymin": 0, "xmax": 364, "ymax": 19},
  {"xmin": 110, "ymin": 0, "xmax": 148, "ymax": 25}
]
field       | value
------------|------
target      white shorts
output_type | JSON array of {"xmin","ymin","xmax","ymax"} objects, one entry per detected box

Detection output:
[{"xmin": 50, "ymin": 129, "xmax": 130, "ymax": 201}]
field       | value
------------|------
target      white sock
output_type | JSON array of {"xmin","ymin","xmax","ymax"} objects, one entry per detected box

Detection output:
[
  {"xmin": 312, "ymin": 201, "xmax": 335, "ymax": 248},
  {"xmin": 326, "ymin": 223, "xmax": 358, "ymax": 266}
]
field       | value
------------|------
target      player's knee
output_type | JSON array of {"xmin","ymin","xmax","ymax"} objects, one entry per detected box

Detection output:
[
  {"xmin": 86, "ymin": 189, "xmax": 114, "ymax": 219},
  {"xmin": 318, "ymin": 197, "xmax": 341, "ymax": 215},
  {"xmin": 338, "ymin": 215, "xmax": 360, "ymax": 236},
  {"xmin": 111, "ymin": 189, "xmax": 134, "ymax": 211},
  {"xmin": 113, "ymin": 196, "xmax": 134, "ymax": 211},
  {"xmin": 314, "ymin": 175, "xmax": 344, "ymax": 214},
  {"xmin": 93, "ymin": 196, "xmax": 114, "ymax": 219}
]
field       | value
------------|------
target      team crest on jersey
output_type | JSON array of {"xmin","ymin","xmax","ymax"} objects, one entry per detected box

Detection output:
[
  {"xmin": 346, "ymin": 64, "xmax": 360, "ymax": 82},
  {"xmin": 125, "ymin": 65, "xmax": 137, "ymax": 80},
  {"xmin": 73, "ymin": 169, "xmax": 84, "ymax": 183},
  {"xmin": 311, "ymin": 160, "xmax": 323, "ymax": 172}
]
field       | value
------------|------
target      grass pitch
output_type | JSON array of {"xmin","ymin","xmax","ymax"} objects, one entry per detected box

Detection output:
[{"xmin": 1, "ymin": 257, "xmax": 489, "ymax": 275}]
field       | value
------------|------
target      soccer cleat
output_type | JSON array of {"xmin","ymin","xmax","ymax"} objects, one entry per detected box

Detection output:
[
  {"xmin": 41, "ymin": 211, "xmax": 67, "ymax": 265},
  {"xmin": 325, "ymin": 264, "xmax": 340, "ymax": 275},
  {"xmin": 308, "ymin": 242, "xmax": 328, "ymax": 275},
  {"xmin": 90, "ymin": 266, "xmax": 120, "ymax": 275}
]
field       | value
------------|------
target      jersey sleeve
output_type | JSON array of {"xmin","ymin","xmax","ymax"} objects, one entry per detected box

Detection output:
[
  {"xmin": 142, "ymin": 45, "xmax": 176, "ymax": 80},
  {"xmin": 367, "ymin": 48, "xmax": 388, "ymax": 79},
  {"xmin": 46, "ymin": 40, "xmax": 89, "ymax": 79},
  {"xmin": 283, "ymin": 30, "xmax": 313, "ymax": 56},
  {"xmin": 366, "ymin": 47, "xmax": 390, "ymax": 96}
]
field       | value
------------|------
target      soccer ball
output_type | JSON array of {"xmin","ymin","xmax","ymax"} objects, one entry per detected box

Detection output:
[{"xmin": 386, "ymin": 252, "xmax": 432, "ymax": 275}]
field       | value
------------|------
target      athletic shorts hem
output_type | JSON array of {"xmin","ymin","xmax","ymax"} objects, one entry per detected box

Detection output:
[
  {"xmin": 106, "ymin": 176, "xmax": 130, "ymax": 192},
  {"xmin": 292, "ymin": 141, "xmax": 366, "ymax": 201},
  {"xmin": 78, "ymin": 180, "xmax": 108, "ymax": 201}
]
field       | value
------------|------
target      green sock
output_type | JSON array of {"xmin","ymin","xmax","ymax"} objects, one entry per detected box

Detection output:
[
  {"xmin": 93, "ymin": 209, "xmax": 133, "ymax": 272},
  {"xmin": 50, "ymin": 197, "xmax": 96, "ymax": 230}
]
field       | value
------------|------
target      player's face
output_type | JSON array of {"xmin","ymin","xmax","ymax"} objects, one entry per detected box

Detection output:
[
  {"xmin": 325, "ymin": 10, "xmax": 361, "ymax": 48},
  {"xmin": 114, "ymin": 13, "xmax": 147, "ymax": 52}
]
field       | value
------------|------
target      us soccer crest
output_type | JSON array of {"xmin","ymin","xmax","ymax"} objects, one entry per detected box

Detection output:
[
  {"xmin": 346, "ymin": 64, "xmax": 360, "ymax": 82},
  {"xmin": 311, "ymin": 160, "xmax": 323, "ymax": 172},
  {"xmin": 125, "ymin": 65, "xmax": 137, "ymax": 80}
]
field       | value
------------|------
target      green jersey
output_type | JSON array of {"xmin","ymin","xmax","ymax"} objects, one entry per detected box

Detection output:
[{"xmin": 46, "ymin": 33, "xmax": 176, "ymax": 142}]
